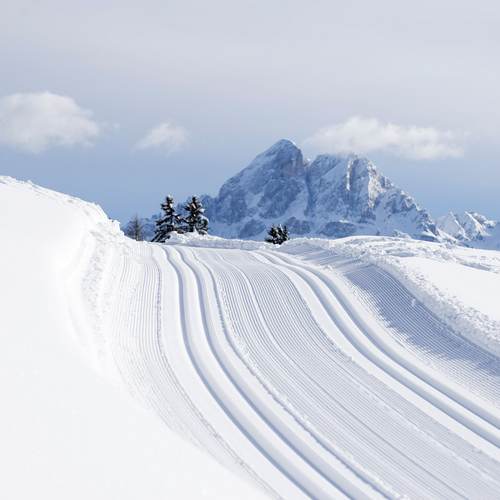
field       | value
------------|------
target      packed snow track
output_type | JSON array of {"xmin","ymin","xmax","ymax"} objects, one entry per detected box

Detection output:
[{"xmin": 101, "ymin": 239, "xmax": 500, "ymax": 499}]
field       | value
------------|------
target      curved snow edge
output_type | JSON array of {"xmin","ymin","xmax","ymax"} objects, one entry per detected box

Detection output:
[{"xmin": 0, "ymin": 176, "xmax": 127, "ymax": 379}]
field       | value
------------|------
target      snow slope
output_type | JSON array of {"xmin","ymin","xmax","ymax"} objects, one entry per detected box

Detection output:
[
  {"xmin": 2, "ymin": 176, "xmax": 500, "ymax": 499},
  {"xmin": 0, "ymin": 177, "xmax": 264, "ymax": 500},
  {"xmin": 277, "ymin": 236, "xmax": 500, "ymax": 357}
]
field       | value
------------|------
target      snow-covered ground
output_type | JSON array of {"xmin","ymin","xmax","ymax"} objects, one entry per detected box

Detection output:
[
  {"xmin": 277, "ymin": 236, "xmax": 500, "ymax": 357},
  {"xmin": 0, "ymin": 177, "xmax": 263, "ymax": 500},
  {"xmin": 2, "ymin": 176, "xmax": 500, "ymax": 499}
]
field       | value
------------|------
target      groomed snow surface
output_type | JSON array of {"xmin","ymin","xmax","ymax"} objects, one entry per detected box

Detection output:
[{"xmin": 2, "ymin": 176, "xmax": 500, "ymax": 499}]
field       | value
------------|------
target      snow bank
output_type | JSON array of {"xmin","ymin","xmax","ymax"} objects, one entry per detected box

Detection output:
[
  {"xmin": 0, "ymin": 176, "xmax": 262, "ymax": 500},
  {"xmin": 165, "ymin": 231, "xmax": 267, "ymax": 250},
  {"xmin": 278, "ymin": 236, "xmax": 500, "ymax": 357}
]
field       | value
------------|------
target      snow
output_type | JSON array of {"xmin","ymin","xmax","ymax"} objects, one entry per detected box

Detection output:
[
  {"xmin": 161, "ymin": 232, "xmax": 500, "ymax": 354},
  {"xmin": 276, "ymin": 236, "xmax": 500, "ymax": 356},
  {"xmin": 402, "ymin": 257, "xmax": 500, "ymax": 322},
  {"xmin": 2, "ymin": 176, "xmax": 500, "ymax": 499},
  {"xmin": 0, "ymin": 176, "xmax": 263, "ymax": 500}
]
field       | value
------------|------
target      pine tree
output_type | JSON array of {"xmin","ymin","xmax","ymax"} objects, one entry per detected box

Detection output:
[
  {"xmin": 265, "ymin": 224, "xmax": 289, "ymax": 245},
  {"xmin": 152, "ymin": 195, "xmax": 181, "ymax": 242},
  {"xmin": 265, "ymin": 225, "xmax": 279, "ymax": 244},
  {"xmin": 125, "ymin": 214, "xmax": 144, "ymax": 241},
  {"xmin": 281, "ymin": 225, "xmax": 289, "ymax": 242},
  {"xmin": 183, "ymin": 196, "xmax": 209, "ymax": 234}
]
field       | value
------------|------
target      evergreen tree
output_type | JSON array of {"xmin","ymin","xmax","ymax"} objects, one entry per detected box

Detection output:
[
  {"xmin": 265, "ymin": 225, "xmax": 279, "ymax": 244},
  {"xmin": 152, "ymin": 195, "xmax": 181, "ymax": 242},
  {"xmin": 183, "ymin": 196, "xmax": 209, "ymax": 234},
  {"xmin": 265, "ymin": 224, "xmax": 289, "ymax": 245},
  {"xmin": 281, "ymin": 224, "xmax": 289, "ymax": 242},
  {"xmin": 124, "ymin": 214, "xmax": 144, "ymax": 241}
]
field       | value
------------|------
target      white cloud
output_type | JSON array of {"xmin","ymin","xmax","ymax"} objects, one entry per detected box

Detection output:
[
  {"xmin": 136, "ymin": 122, "xmax": 188, "ymax": 155},
  {"xmin": 0, "ymin": 92, "xmax": 100, "ymax": 153},
  {"xmin": 304, "ymin": 117, "xmax": 464, "ymax": 160}
]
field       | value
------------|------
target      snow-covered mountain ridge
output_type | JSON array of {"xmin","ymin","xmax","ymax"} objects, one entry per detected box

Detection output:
[
  {"xmin": 204, "ymin": 139, "xmax": 445, "ymax": 241},
  {"xmin": 137, "ymin": 139, "xmax": 448, "ymax": 242},
  {"xmin": 136, "ymin": 140, "xmax": 500, "ymax": 249},
  {"xmin": 437, "ymin": 211, "xmax": 500, "ymax": 250}
]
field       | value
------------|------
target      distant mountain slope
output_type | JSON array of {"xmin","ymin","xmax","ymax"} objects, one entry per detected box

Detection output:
[
  {"xmin": 437, "ymin": 211, "xmax": 500, "ymax": 250},
  {"xmin": 137, "ymin": 139, "xmax": 450, "ymax": 242}
]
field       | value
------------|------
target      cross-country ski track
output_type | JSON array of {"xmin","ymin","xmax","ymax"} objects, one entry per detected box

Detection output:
[{"xmin": 102, "ymin": 239, "xmax": 500, "ymax": 499}]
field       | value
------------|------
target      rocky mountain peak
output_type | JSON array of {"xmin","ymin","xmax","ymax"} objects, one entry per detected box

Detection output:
[
  {"xmin": 198, "ymin": 140, "xmax": 443, "ymax": 240},
  {"xmin": 136, "ymin": 140, "xmax": 469, "ymax": 243},
  {"xmin": 242, "ymin": 139, "xmax": 306, "ymax": 178}
]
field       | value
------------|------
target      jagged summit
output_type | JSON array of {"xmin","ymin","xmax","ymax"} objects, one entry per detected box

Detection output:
[
  {"xmin": 263, "ymin": 138, "xmax": 299, "ymax": 154},
  {"xmin": 200, "ymin": 141, "xmax": 440, "ymax": 240},
  {"xmin": 135, "ymin": 140, "xmax": 456, "ymax": 242},
  {"xmin": 234, "ymin": 139, "xmax": 306, "ymax": 179}
]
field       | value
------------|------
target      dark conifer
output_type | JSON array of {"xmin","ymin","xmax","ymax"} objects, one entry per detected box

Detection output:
[
  {"xmin": 281, "ymin": 225, "xmax": 289, "ymax": 242},
  {"xmin": 265, "ymin": 225, "xmax": 279, "ymax": 244},
  {"xmin": 183, "ymin": 196, "xmax": 209, "ymax": 234},
  {"xmin": 265, "ymin": 224, "xmax": 289, "ymax": 245},
  {"xmin": 152, "ymin": 195, "xmax": 181, "ymax": 242}
]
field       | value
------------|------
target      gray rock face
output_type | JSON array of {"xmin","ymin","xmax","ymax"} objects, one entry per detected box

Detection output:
[
  {"xmin": 213, "ymin": 139, "xmax": 308, "ymax": 224},
  {"xmin": 136, "ymin": 139, "xmax": 448, "ymax": 242},
  {"xmin": 284, "ymin": 217, "xmax": 311, "ymax": 235},
  {"xmin": 202, "ymin": 140, "xmax": 442, "ymax": 241},
  {"xmin": 238, "ymin": 219, "xmax": 266, "ymax": 238},
  {"xmin": 320, "ymin": 221, "xmax": 357, "ymax": 238}
]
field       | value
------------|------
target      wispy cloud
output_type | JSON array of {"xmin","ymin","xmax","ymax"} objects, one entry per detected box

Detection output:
[
  {"xmin": 136, "ymin": 122, "xmax": 188, "ymax": 155},
  {"xmin": 304, "ymin": 117, "xmax": 464, "ymax": 160},
  {"xmin": 0, "ymin": 92, "xmax": 100, "ymax": 153}
]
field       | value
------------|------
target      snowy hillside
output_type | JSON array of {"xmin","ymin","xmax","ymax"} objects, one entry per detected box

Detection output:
[
  {"xmin": 138, "ymin": 140, "xmax": 445, "ymax": 242},
  {"xmin": 0, "ymin": 177, "xmax": 263, "ymax": 500},
  {"xmin": 2, "ymin": 176, "xmax": 500, "ymax": 499}
]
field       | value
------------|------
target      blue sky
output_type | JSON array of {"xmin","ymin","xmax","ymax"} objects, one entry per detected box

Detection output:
[{"xmin": 1, "ymin": 0, "xmax": 499, "ymax": 222}]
